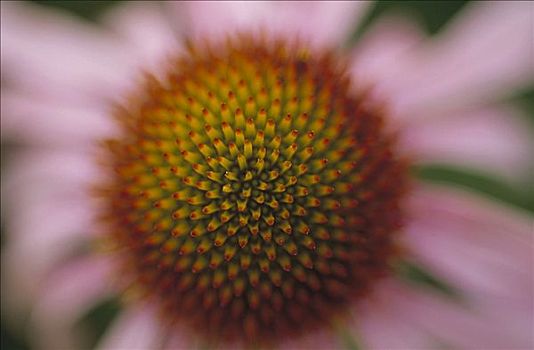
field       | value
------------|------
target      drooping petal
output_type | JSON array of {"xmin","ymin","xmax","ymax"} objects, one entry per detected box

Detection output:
[
  {"xmin": 176, "ymin": 1, "xmax": 369, "ymax": 48},
  {"xmin": 0, "ymin": 1, "xmax": 141, "ymax": 148},
  {"xmin": 1, "ymin": 89, "xmax": 117, "ymax": 146},
  {"xmin": 356, "ymin": 277, "xmax": 532, "ymax": 349},
  {"xmin": 404, "ymin": 185, "xmax": 533, "ymax": 302},
  {"xmin": 95, "ymin": 302, "xmax": 165, "ymax": 350},
  {"xmin": 354, "ymin": 279, "xmax": 441, "ymax": 349},
  {"xmin": 350, "ymin": 184, "xmax": 533, "ymax": 349},
  {"xmin": 399, "ymin": 104, "xmax": 534, "ymax": 183},
  {"xmin": 349, "ymin": 16, "xmax": 425, "ymax": 93},
  {"xmin": 1, "ymin": 149, "xmax": 102, "ymax": 316},
  {"xmin": 100, "ymin": 1, "xmax": 183, "ymax": 77},
  {"xmin": 26, "ymin": 257, "xmax": 116, "ymax": 350},
  {"xmin": 383, "ymin": 1, "xmax": 533, "ymax": 120},
  {"xmin": 348, "ymin": 2, "xmax": 533, "ymax": 187},
  {"xmin": 162, "ymin": 330, "xmax": 197, "ymax": 350},
  {"xmin": 403, "ymin": 185, "xmax": 533, "ymax": 347},
  {"xmin": 397, "ymin": 283, "xmax": 532, "ymax": 349},
  {"xmin": 0, "ymin": 1, "xmax": 140, "ymax": 106},
  {"xmin": 277, "ymin": 326, "xmax": 342, "ymax": 350}
]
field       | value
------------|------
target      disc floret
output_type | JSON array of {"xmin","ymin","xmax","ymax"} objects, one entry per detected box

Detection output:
[{"xmin": 103, "ymin": 36, "xmax": 407, "ymax": 346}]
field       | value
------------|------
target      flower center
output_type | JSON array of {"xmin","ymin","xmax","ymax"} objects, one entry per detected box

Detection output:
[{"xmin": 103, "ymin": 36, "xmax": 407, "ymax": 346}]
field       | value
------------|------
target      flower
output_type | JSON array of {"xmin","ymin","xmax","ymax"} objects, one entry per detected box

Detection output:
[{"xmin": 1, "ymin": 1, "xmax": 532, "ymax": 349}]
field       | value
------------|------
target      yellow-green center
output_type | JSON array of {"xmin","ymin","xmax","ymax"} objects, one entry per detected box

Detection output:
[{"xmin": 102, "ymin": 36, "xmax": 407, "ymax": 346}]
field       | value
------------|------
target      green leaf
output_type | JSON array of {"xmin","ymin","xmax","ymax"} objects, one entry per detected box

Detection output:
[
  {"xmin": 505, "ymin": 85, "xmax": 534, "ymax": 127},
  {"xmin": 347, "ymin": 0, "xmax": 470, "ymax": 46},
  {"xmin": 394, "ymin": 260, "xmax": 462, "ymax": 300},
  {"xmin": 1, "ymin": 322, "xmax": 30, "ymax": 350},
  {"xmin": 413, "ymin": 164, "xmax": 534, "ymax": 213},
  {"xmin": 75, "ymin": 297, "xmax": 122, "ymax": 349},
  {"xmin": 338, "ymin": 329, "xmax": 362, "ymax": 350},
  {"xmin": 30, "ymin": 1, "xmax": 120, "ymax": 21}
]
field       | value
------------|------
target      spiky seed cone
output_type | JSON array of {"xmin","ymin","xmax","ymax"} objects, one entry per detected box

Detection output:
[{"xmin": 102, "ymin": 36, "xmax": 408, "ymax": 347}]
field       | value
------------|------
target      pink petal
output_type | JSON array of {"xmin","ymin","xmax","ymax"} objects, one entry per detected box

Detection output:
[
  {"xmin": 404, "ymin": 185, "xmax": 533, "ymax": 301},
  {"xmin": 101, "ymin": 1, "xmax": 183, "ymax": 77},
  {"xmin": 355, "ymin": 275, "xmax": 533, "ymax": 349},
  {"xmin": 96, "ymin": 302, "xmax": 165, "ymax": 350},
  {"xmin": 354, "ymin": 279, "xmax": 440, "ymax": 349},
  {"xmin": 177, "ymin": 1, "xmax": 368, "ymax": 48},
  {"xmin": 28, "ymin": 257, "xmax": 116, "ymax": 349},
  {"xmin": 1, "ymin": 89, "xmax": 117, "ymax": 146},
  {"xmin": 402, "ymin": 185, "xmax": 533, "ymax": 346},
  {"xmin": 166, "ymin": 322, "xmax": 341, "ymax": 350},
  {"xmin": 351, "ymin": 185, "xmax": 533, "ymax": 349},
  {"xmin": 393, "ymin": 283, "xmax": 533, "ymax": 349},
  {"xmin": 399, "ymin": 104, "xmax": 534, "ymax": 183},
  {"xmin": 1, "ymin": 149, "xmax": 102, "ymax": 315},
  {"xmin": 383, "ymin": 1, "xmax": 533, "ymax": 119},
  {"xmin": 278, "ymin": 327, "xmax": 341, "ymax": 350},
  {"xmin": 0, "ymin": 1, "xmax": 140, "ymax": 106},
  {"xmin": 162, "ymin": 331, "xmax": 196, "ymax": 350},
  {"xmin": 349, "ymin": 16, "xmax": 425, "ymax": 93}
]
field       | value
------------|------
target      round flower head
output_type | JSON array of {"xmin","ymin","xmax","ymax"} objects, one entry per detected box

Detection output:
[
  {"xmin": 1, "ymin": 2, "xmax": 532, "ymax": 350},
  {"xmin": 100, "ymin": 35, "xmax": 408, "ymax": 346}
]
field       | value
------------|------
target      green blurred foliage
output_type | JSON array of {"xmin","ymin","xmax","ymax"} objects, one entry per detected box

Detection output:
[
  {"xmin": 74, "ymin": 297, "xmax": 122, "ymax": 349},
  {"xmin": 32, "ymin": 0, "xmax": 470, "ymax": 35},
  {"xmin": 414, "ymin": 164, "xmax": 534, "ymax": 214},
  {"xmin": 338, "ymin": 328, "xmax": 362, "ymax": 350},
  {"xmin": 32, "ymin": 0, "xmax": 119, "ymax": 21},
  {"xmin": 1, "ymin": 324, "xmax": 30, "ymax": 350},
  {"xmin": 348, "ymin": 0, "xmax": 469, "ymax": 45},
  {"xmin": 509, "ymin": 85, "xmax": 534, "ymax": 127},
  {"xmin": 395, "ymin": 259, "xmax": 462, "ymax": 300}
]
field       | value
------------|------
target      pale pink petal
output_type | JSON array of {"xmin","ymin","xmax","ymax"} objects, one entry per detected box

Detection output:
[
  {"xmin": 1, "ymin": 1, "xmax": 182, "ymax": 147},
  {"xmin": 357, "ymin": 278, "xmax": 533, "ymax": 349},
  {"xmin": 403, "ymin": 185, "xmax": 533, "ymax": 347},
  {"xmin": 167, "ymin": 323, "xmax": 339, "ymax": 350},
  {"xmin": 0, "ymin": 1, "xmax": 140, "ymax": 106},
  {"xmin": 1, "ymin": 149, "xmax": 102, "ymax": 316},
  {"xmin": 1, "ymin": 89, "xmax": 117, "ymax": 146},
  {"xmin": 399, "ymin": 105, "xmax": 534, "ymax": 183},
  {"xmin": 96, "ymin": 302, "xmax": 165, "ymax": 350},
  {"xmin": 352, "ymin": 185, "xmax": 533, "ymax": 349},
  {"xmin": 396, "ymin": 284, "xmax": 533, "ymax": 349},
  {"xmin": 178, "ymin": 1, "xmax": 368, "ymax": 48},
  {"xmin": 278, "ymin": 327, "xmax": 341, "ymax": 350},
  {"xmin": 354, "ymin": 280, "xmax": 440, "ymax": 349},
  {"xmin": 349, "ymin": 16, "xmax": 425, "ymax": 93},
  {"xmin": 162, "ymin": 331, "xmax": 196, "ymax": 350},
  {"xmin": 29, "ymin": 257, "xmax": 116, "ymax": 350},
  {"xmin": 384, "ymin": 1, "xmax": 534, "ymax": 119},
  {"xmin": 101, "ymin": 1, "xmax": 184, "ymax": 77},
  {"xmin": 404, "ymin": 185, "xmax": 533, "ymax": 301}
]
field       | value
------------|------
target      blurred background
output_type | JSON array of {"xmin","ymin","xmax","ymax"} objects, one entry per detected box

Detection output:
[{"xmin": 1, "ymin": 1, "xmax": 533, "ymax": 349}]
